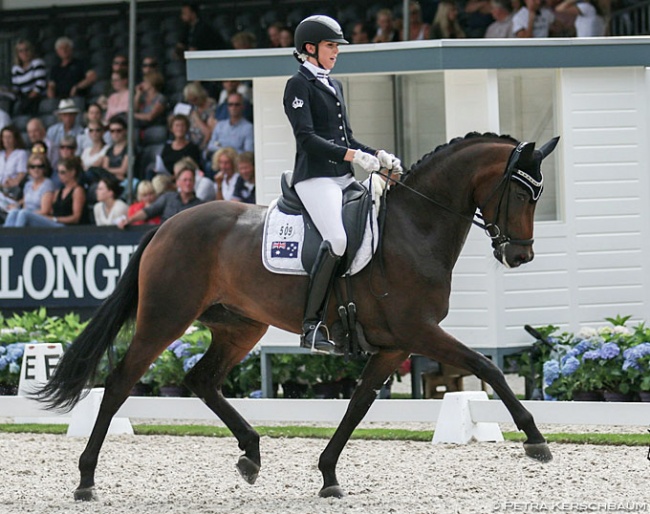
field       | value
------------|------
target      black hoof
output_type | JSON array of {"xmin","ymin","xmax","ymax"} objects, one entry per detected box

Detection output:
[
  {"xmin": 524, "ymin": 441, "xmax": 553, "ymax": 462},
  {"xmin": 236, "ymin": 455, "xmax": 260, "ymax": 485},
  {"xmin": 74, "ymin": 487, "xmax": 98, "ymax": 501},
  {"xmin": 319, "ymin": 485, "xmax": 345, "ymax": 498}
]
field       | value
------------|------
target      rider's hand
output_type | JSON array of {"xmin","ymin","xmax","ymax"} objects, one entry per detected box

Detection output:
[
  {"xmin": 352, "ymin": 150, "xmax": 380, "ymax": 173},
  {"xmin": 376, "ymin": 150, "xmax": 403, "ymax": 174}
]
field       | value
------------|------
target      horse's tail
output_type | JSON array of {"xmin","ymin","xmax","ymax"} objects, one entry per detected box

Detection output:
[{"xmin": 36, "ymin": 228, "xmax": 159, "ymax": 412}]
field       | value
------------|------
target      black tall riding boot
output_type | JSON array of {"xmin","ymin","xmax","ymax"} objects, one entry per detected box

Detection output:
[{"xmin": 300, "ymin": 241, "xmax": 343, "ymax": 355}]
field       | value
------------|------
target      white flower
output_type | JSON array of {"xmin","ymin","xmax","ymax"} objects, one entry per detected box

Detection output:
[
  {"xmin": 184, "ymin": 325, "xmax": 198, "ymax": 335},
  {"xmin": 612, "ymin": 326, "xmax": 632, "ymax": 336},
  {"xmin": 577, "ymin": 327, "xmax": 598, "ymax": 339},
  {"xmin": 598, "ymin": 326, "xmax": 613, "ymax": 336}
]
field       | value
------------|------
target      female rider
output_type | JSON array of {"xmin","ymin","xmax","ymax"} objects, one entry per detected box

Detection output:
[{"xmin": 284, "ymin": 15, "xmax": 402, "ymax": 355}]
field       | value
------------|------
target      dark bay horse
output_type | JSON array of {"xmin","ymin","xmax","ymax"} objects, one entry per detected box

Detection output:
[{"xmin": 38, "ymin": 132, "xmax": 559, "ymax": 500}]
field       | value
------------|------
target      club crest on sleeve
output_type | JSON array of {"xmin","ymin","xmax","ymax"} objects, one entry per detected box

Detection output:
[{"xmin": 292, "ymin": 97, "xmax": 304, "ymax": 109}]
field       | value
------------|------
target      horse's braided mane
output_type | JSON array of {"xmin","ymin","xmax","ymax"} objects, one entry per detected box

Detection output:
[{"xmin": 402, "ymin": 131, "xmax": 519, "ymax": 180}]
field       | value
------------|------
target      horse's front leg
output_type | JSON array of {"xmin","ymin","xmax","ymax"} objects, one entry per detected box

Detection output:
[
  {"xmin": 412, "ymin": 324, "xmax": 551, "ymax": 462},
  {"xmin": 318, "ymin": 350, "xmax": 409, "ymax": 498}
]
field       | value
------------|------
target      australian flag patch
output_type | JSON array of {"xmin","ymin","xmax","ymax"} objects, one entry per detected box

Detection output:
[{"xmin": 272, "ymin": 241, "xmax": 299, "ymax": 258}]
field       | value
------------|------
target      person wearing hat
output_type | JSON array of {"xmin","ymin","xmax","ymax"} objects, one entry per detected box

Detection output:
[
  {"xmin": 46, "ymin": 98, "xmax": 83, "ymax": 167},
  {"xmin": 283, "ymin": 15, "xmax": 402, "ymax": 355}
]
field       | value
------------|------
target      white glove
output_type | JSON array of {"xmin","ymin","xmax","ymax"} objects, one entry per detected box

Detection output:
[
  {"xmin": 352, "ymin": 150, "xmax": 380, "ymax": 173},
  {"xmin": 376, "ymin": 150, "xmax": 403, "ymax": 174}
]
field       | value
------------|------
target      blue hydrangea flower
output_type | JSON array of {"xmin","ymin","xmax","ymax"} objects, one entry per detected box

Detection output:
[
  {"xmin": 543, "ymin": 360, "xmax": 560, "ymax": 385},
  {"xmin": 573, "ymin": 339, "xmax": 595, "ymax": 355},
  {"xmin": 561, "ymin": 356, "xmax": 580, "ymax": 376},
  {"xmin": 183, "ymin": 353, "xmax": 204, "ymax": 372},
  {"xmin": 599, "ymin": 342, "xmax": 620, "ymax": 360},
  {"xmin": 622, "ymin": 342, "xmax": 650, "ymax": 371},
  {"xmin": 0, "ymin": 355, "xmax": 8, "ymax": 371},
  {"xmin": 172, "ymin": 342, "xmax": 192, "ymax": 359},
  {"xmin": 5, "ymin": 343, "xmax": 25, "ymax": 361},
  {"xmin": 0, "ymin": 346, "xmax": 6, "ymax": 355},
  {"xmin": 582, "ymin": 350, "xmax": 601, "ymax": 361},
  {"xmin": 8, "ymin": 362, "xmax": 20, "ymax": 374},
  {"xmin": 167, "ymin": 340, "xmax": 184, "ymax": 352}
]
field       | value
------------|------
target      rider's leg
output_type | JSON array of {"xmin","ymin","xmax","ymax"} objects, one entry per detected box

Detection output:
[{"xmin": 295, "ymin": 175, "xmax": 354, "ymax": 355}]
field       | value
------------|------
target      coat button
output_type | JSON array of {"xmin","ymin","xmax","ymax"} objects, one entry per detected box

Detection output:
[
  {"xmin": 336, "ymin": 102, "xmax": 340, "ymax": 106},
  {"xmin": 339, "ymin": 126, "xmax": 343, "ymax": 130},
  {"xmin": 341, "ymin": 137, "xmax": 345, "ymax": 141},
  {"xmin": 338, "ymin": 114, "xmax": 342, "ymax": 118}
]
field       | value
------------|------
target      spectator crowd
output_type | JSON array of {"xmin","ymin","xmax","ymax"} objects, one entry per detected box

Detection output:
[{"xmin": 0, "ymin": 0, "xmax": 619, "ymax": 228}]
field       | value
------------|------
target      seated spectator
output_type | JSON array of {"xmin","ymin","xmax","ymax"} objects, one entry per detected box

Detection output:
[
  {"xmin": 11, "ymin": 39, "xmax": 47, "ymax": 116},
  {"xmin": 485, "ymin": 0, "xmax": 515, "ymax": 38},
  {"xmin": 104, "ymin": 69, "xmax": 129, "ymax": 124},
  {"xmin": 30, "ymin": 140, "xmax": 49, "ymax": 156},
  {"xmin": 52, "ymin": 135, "xmax": 80, "ymax": 187},
  {"xmin": 0, "ymin": 126, "xmax": 29, "ymax": 200},
  {"xmin": 78, "ymin": 102, "xmax": 111, "ymax": 153},
  {"xmin": 556, "ymin": 0, "xmax": 606, "ymax": 37},
  {"xmin": 3, "ymin": 153, "xmax": 55, "ymax": 227},
  {"xmin": 97, "ymin": 54, "xmax": 128, "ymax": 111},
  {"xmin": 212, "ymin": 146, "xmax": 239, "ymax": 201},
  {"xmin": 101, "ymin": 116, "xmax": 128, "ymax": 181},
  {"xmin": 208, "ymin": 93, "xmax": 254, "ymax": 157},
  {"xmin": 7, "ymin": 156, "xmax": 86, "ymax": 227},
  {"xmin": 140, "ymin": 56, "xmax": 159, "ymax": 80},
  {"xmin": 152, "ymin": 173, "xmax": 175, "ymax": 196},
  {"xmin": 512, "ymin": 0, "xmax": 555, "ymax": 37},
  {"xmin": 120, "ymin": 166, "xmax": 202, "ymax": 227},
  {"xmin": 266, "ymin": 22, "xmax": 284, "ymax": 48},
  {"xmin": 461, "ymin": 0, "xmax": 496, "ymax": 38},
  {"xmin": 134, "ymin": 71, "xmax": 167, "ymax": 129},
  {"xmin": 154, "ymin": 114, "xmax": 201, "ymax": 176},
  {"xmin": 373, "ymin": 9, "xmax": 400, "ymax": 43},
  {"xmin": 181, "ymin": 81, "xmax": 216, "ymax": 150},
  {"xmin": 351, "ymin": 21, "xmax": 373, "ymax": 44},
  {"xmin": 232, "ymin": 151, "xmax": 255, "ymax": 204},
  {"xmin": 215, "ymin": 81, "xmax": 252, "ymax": 121},
  {"xmin": 278, "ymin": 27, "xmax": 294, "ymax": 48},
  {"xmin": 47, "ymin": 36, "xmax": 97, "ymax": 99},
  {"xmin": 93, "ymin": 174, "xmax": 128, "ymax": 226},
  {"xmin": 26, "ymin": 118, "xmax": 57, "ymax": 167},
  {"xmin": 173, "ymin": 156, "xmax": 215, "ymax": 202},
  {"xmin": 231, "ymin": 31, "xmax": 257, "ymax": 50},
  {"xmin": 80, "ymin": 121, "xmax": 108, "ymax": 171},
  {"xmin": 46, "ymin": 99, "xmax": 84, "ymax": 160},
  {"xmin": 127, "ymin": 179, "xmax": 160, "ymax": 225},
  {"xmin": 401, "ymin": 1, "xmax": 431, "ymax": 40},
  {"xmin": 431, "ymin": 0, "xmax": 466, "ymax": 38},
  {"xmin": 175, "ymin": 2, "xmax": 226, "ymax": 60}
]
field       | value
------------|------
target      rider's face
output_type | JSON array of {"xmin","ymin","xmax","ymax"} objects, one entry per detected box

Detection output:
[{"xmin": 315, "ymin": 41, "xmax": 339, "ymax": 70}]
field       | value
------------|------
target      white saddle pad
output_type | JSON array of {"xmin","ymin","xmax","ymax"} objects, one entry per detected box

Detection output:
[{"xmin": 262, "ymin": 177, "xmax": 382, "ymax": 276}]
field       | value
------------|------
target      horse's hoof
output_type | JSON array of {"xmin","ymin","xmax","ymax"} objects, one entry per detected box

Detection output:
[
  {"xmin": 524, "ymin": 441, "xmax": 553, "ymax": 462},
  {"xmin": 319, "ymin": 485, "xmax": 345, "ymax": 498},
  {"xmin": 74, "ymin": 487, "xmax": 98, "ymax": 501},
  {"xmin": 236, "ymin": 455, "xmax": 260, "ymax": 485}
]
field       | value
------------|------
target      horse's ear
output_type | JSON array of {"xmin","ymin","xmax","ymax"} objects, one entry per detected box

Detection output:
[
  {"xmin": 519, "ymin": 142, "xmax": 535, "ymax": 162},
  {"xmin": 538, "ymin": 136, "xmax": 560, "ymax": 160}
]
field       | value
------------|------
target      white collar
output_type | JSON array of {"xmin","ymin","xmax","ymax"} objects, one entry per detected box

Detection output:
[{"xmin": 303, "ymin": 61, "xmax": 330, "ymax": 78}]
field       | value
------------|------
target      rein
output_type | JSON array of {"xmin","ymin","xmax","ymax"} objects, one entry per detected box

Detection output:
[{"xmin": 374, "ymin": 142, "xmax": 535, "ymax": 249}]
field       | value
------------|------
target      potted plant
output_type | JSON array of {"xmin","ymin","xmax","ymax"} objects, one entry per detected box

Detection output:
[{"xmin": 0, "ymin": 342, "xmax": 25, "ymax": 395}]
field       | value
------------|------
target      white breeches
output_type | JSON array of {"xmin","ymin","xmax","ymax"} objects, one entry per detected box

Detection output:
[{"xmin": 294, "ymin": 174, "xmax": 356, "ymax": 257}]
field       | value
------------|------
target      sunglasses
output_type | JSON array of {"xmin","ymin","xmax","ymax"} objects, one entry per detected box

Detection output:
[
  {"xmin": 28, "ymin": 164, "xmax": 45, "ymax": 169},
  {"xmin": 31, "ymin": 147, "xmax": 46, "ymax": 154},
  {"xmin": 110, "ymin": 128, "xmax": 124, "ymax": 133},
  {"xmin": 60, "ymin": 145, "xmax": 75, "ymax": 150},
  {"xmin": 58, "ymin": 169, "xmax": 71, "ymax": 175},
  {"xmin": 88, "ymin": 128, "xmax": 103, "ymax": 133}
]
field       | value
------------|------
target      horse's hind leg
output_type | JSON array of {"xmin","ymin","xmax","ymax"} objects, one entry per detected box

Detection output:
[
  {"xmin": 184, "ymin": 315, "xmax": 268, "ymax": 485},
  {"xmin": 75, "ymin": 331, "xmax": 174, "ymax": 501},
  {"xmin": 414, "ymin": 325, "xmax": 551, "ymax": 462},
  {"xmin": 318, "ymin": 350, "xmax": 409, "ymax": 498}
]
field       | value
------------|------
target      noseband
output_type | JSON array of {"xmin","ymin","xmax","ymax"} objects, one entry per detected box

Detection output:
[{"xmin": 377, "ymin": 142, "xmax": 538, "ymax": 249}]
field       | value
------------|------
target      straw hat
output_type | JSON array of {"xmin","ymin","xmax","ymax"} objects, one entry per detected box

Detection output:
[{"xmin": 55, "ymin": 98, "xmax": 80, "ymax": 114}]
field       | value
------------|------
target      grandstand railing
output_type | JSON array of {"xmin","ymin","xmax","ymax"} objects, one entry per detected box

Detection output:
[{"xmin": 609, "ymin": 1, "xmax": 650, "ymax": 36}]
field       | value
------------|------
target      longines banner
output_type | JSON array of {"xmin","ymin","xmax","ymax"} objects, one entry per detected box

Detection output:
[{"xmin": 0, "ymin": 226, "xmax": 150, "ymax": 310}]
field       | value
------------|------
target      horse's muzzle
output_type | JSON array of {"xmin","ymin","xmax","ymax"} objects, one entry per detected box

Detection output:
[{"xmin": 494, "ymin": 242, "xmax": 534, "ymax": 269}]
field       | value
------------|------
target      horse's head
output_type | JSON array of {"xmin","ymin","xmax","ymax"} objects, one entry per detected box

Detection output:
[{"xmin": 477, "ymin": 136, "xmax": 559, "ymax": 268}]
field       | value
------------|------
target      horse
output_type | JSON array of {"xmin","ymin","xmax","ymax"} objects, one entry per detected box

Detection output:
[{"xmin": 37, "ymin": 132, "xmax": 559, "ymax": 501}]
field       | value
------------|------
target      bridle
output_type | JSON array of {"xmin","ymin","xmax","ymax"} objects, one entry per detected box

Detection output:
[{"xmin": 375, "ymin": 142, "xmax": 538, "ymax": 250}]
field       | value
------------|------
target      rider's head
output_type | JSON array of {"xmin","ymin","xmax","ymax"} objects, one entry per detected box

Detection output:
[{"xmin": 293, "ymin": 15, "xmax": 348, "ymax": 68}]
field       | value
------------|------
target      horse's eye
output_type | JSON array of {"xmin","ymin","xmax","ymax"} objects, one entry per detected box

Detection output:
[{"xmin": 516, "ymin": 191, "xmax": 527, "ymax": 202}]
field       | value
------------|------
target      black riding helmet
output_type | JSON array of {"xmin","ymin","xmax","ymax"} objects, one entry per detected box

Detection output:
[{"xmin": 294, "ymin": 15, "xmax": 349, "ymax": 63}]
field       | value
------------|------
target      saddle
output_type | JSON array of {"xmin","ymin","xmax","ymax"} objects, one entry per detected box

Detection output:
[{"xmin": 276, "ymin": 171, "xmax": 372, "ymax": 273}]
